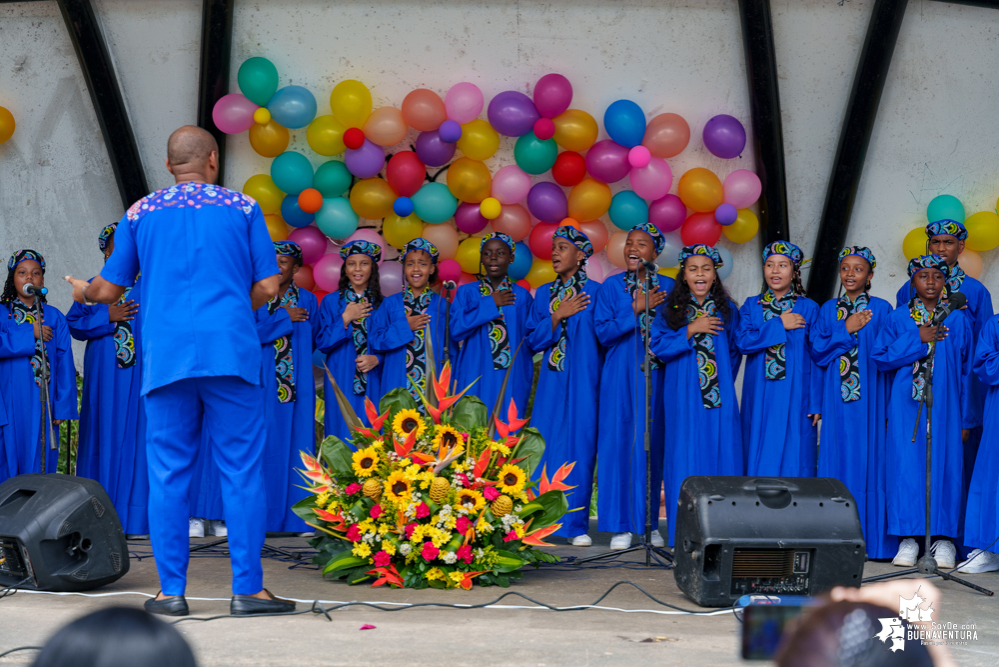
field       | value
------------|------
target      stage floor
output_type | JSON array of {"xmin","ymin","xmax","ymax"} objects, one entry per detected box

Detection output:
[{"xmin": 1, "ymin": 520, "xmax": 998, "ymax": 666}]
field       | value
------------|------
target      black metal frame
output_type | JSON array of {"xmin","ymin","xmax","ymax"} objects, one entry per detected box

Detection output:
[{"xmin": 197, "ymin": 0, "xmax": 235, "ymax": 186}]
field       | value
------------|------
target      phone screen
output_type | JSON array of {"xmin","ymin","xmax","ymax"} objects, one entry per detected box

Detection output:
[{"xmin": 741, "ymin": 605, "xmax": 805, "ymax": 660}]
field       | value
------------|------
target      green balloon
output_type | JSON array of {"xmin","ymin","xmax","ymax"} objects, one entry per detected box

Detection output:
[
  {"xmin": 926, "ymin": 194, "xmax": 965, "ymax": 224},
  {"xmin": 514, "ymin": 132, "xmax": 558, "ymax": 175},
  {"xmin": 411, "ymin": 182, "xmax": 457, "ymax": 224},
  {"xmin": 314, "ymin": 160, "xmax": 352, "ymax": 198},
  {"xmin": 238, "ymin": 57, "xmax": 279, "ymax": 107}
]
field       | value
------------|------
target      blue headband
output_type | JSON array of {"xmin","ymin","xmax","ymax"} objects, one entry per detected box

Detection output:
[
  {"xmin": 480, "ymin": 232, "xmax": 515, "ymax": 257},
  {"xmin": 838, "ymin": 246, "xmax": 876, "ymax": 270},
  {"xmin": 8, "ymin": 249, "xmax": 45, "ymax": 273},
  {"xmin": 762, "ymin": 240, "xmax": 803, "ymax": 266},
  {"xmin": 907, "ymin": 254, "xmax": 950, "ymax": 278},
  {"xmin": 926, "ymin": 219, "xmax": 968, "ymax": 241},
  {"xmin": 273, "ymin": 241, "xmax": 303, "ymax": 261},
  {"xmin": 98, "ymin": 223, "xmax": 117, "ymax": 252},
  {"xmin": 678, "ymin": 244, "xmax": 723, "ymax": 268},
  {"xmin": 553, "ymin": 225, "xmax": 593, "ymax": 258},
  {"xmin": 400, "ymin": 238, "xmax": 440, "ymax": 265},
  {"xmin": 340, "ymin": 240, "xmax": 383, "ymax": 263}
]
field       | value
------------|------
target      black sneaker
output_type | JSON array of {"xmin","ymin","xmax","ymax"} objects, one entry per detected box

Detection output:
[{"xmin": 230, "ymin": 589, "xmax": 296, "ymax": 616}]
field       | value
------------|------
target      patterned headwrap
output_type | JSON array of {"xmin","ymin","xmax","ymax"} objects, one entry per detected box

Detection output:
[
  {"xmin": 907, "ymin": 254, "xmax": 950, "ymax": 279},
  {"xmin": 7, "ymin": 249, "xmax": 45, "ymax": 274},
  {"xmin": 838, "ymin": 246, "xmax": 876, "ymax": 269},
  {"xmin": 678, "ymin": 244, "xmax": 724, "ymax": 268},
  {"xmin": 628, "ymin": 221, "xmax": 666, "ymax": 256},
  {"xmin": 273, "ymin": 241, "xmax": 303, "ymax": 261},
  {"xmin": 762, "ymin": 240, "xmax": 804, "ymax": 266},
  {"xmin": 98, "ymin": 223, "xmax": 117, "ymax": 252},
  {"xmin": 553, "ymin": 225, "xmax": 594, "ymax": 258},
  {"xmin": 926, "ymin": 219, "xmax": 968, "ymax": 241},
  {"xmin": 339, "ymin": 240, "xmax": 383, "ymax": 263},
  {"xmin": 400, "ymin": 238, "xmax": 440, "ymax": 265},
  {"xmin": 480, "ymin": 232, "xmax": 516, "ymax": 257}
]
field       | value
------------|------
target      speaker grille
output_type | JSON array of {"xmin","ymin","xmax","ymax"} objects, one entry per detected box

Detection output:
[
  {"xmin": 57, "ymin": 521, "xmax": 74, "ymax": 538},
  {"xmin": 90, "ymin": 497, "xmax": 105, "ymax": 518},
  {"xmin": 732, "ymin": 549, "xmax": 794, "ymax": 578},
  {"xmin": 71, "ymin": 568, "xmax": 89, "ymax": 581},
  {"xmin": 110, "ymin": 552, "xmax": 121, "ymax": 573}
]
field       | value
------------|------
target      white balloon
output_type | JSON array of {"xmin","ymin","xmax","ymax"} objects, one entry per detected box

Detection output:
[{"xmin": 655, "ymin": 231, "xmax": 684, "ymax": 268}]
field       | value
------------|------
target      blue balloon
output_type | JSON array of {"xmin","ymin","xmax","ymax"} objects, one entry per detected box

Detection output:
[
  {"xmin": 271, "ymin": 151, "xmax": 314, "ymax": 195},
  {"xmin": 281, "ymin": 194, "xmax": 314, "ymax": 228},
  {"xmin": 604, "ymin": 100, "xmax": 646, "ymax": 149},
  {"xmin": 393, "ymin": 196, "xmax": 415, "ymax": 217},
  {"xmin": 411, "ymin": 182, "xmax": 458, "ymax": 224},
  {"xmin": 315, "ymin": 197, "xmax": 359, "ymax": 239},
  {"xmin": 716, "ymin": 246, "xmax": 733, "ymax": 281},
  {"xmin": 312, "ymin": 348, "xmax": 327, "ymax": 369},
  {"xmin": 609, "ymin": 190, "xmax": 649, "ymax": 230},
  {"xmin": 267, "ymin": 85, "xmax": 317, "ymax": 129},
  {"xmin": 509, "ymin": 241, "xmax": 532, "ymax": 281}
]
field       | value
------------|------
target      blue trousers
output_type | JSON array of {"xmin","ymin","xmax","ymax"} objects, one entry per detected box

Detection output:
[{"xmin": 145, "ymin": 376, "xmax": 266, "ymax": 595}]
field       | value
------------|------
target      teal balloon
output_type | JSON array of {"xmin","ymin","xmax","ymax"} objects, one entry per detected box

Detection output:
[
  {"xmin": 315, "ymin": 197, "xmax": 359, "ymax": 239},
  {"xmin": 514, "ymin": 132, "xmax": 558, "ymax": 175},
  {"xmin": 609, "ymin": 190, "xmax": 649, "ymax": 230},
  {"xmin": 270, "ymin": 151, "xmax": 313, "ymax": 195},
  {"xmin": 314, "ymin": 160, "xmax": 352, "ymax": 198},
  {"xmin": 411, "ymin": 182, "xmax": 458, "ymax": 224},
  {"xmin": 237, "ymin": 57, "xmax": 279, "ymax": 107},
  {"xmin": 926, "ymin": 194, "xmax": 965, "ymax": 224}
]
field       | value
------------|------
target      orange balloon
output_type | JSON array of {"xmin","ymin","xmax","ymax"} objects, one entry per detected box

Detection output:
[
  {"xmin": 298, "ymin": 188, "xmax": 323, "ymax": 214},
  {"xmin": 249, "ymin": 120, "xmax": 290, "ymax": 158},
  {"xmin": 606, "ymin": 230, "xmax": 629, "ymax": 269},
  {"xmin": 402, "ymin": 89, "xmax": 447, "ymax": 132},
  {"xmin": 958, "ymin": 248, "xmax": 983, "ymax": 279},
  {"xmin": 363, "ymin": 106, "xmax": 408, "ymax": 147},
  {"xmin": 446, "ymin": 157, "xmax": 492, "ymax": 203},
  {"xmin": 579, "ymin": 220, "xmax": 609, "ymax": 255},
  {"xmin": 642, "ymin": 113, "xmax": 690, "ymax": 158},
  {"xmin": 349, "ymin": 178, "xmax": 396, "ymax": 220},
  {"xmin": 525, "ymin": 258, "xmax": 556, "ymax": 289},
  {"xmin": 490, "ymin": 204, "xmax": 532, "ymax": 242},
  {"xmin": 264, "ymin": 214, "xmax": 289, "ymax": 242},
  {"xmin": 553, "ymin": 109, "xmax": 598, "ymax": 152},
  {"xmin": 421, "ymin": 223, "xmax": 459, "ymax": 260},
  {"xmin": 678, "ymin": 168, "xmax": 724, "ymax": 212},
  {"xmin": 568, "ymin": 178, "xmax": 612, "ymax": 221}
]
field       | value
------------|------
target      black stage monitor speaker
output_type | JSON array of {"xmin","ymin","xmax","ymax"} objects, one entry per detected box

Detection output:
[
  {"xmin": 0, "ymin": 474, "xmax": 129, "ymax": 591},
  {"xmin": 673, "ymin": 476, "xmax": 866, "ymax": 607}
]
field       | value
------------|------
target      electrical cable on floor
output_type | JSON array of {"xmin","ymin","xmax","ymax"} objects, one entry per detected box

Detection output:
[{"xmin": 0, "ymin": 646, "xmax": 42, "ymax": 659}]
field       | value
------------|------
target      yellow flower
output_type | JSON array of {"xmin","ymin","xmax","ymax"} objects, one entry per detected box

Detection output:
[
  {"xmin": 426, "ymin": 567, "xmax": 445, "ymax": 581},
  {"xmin": 433, "ymin": 426, "xmax": 465, "ymax": 455},
  {"xmin": 497, "ymin": 464, "xmax": 526, "ymax": 495},
  {"xmin": 392, "ymin": 409, "xmax": 426, "ymax": 440},
  {"xmin": 384, "ymin": 470, "xmax": 413, "ymax": 505},
  {"xmin": 315, "ymin": 491, "xmax": 331, "ymax": 509},
  {"xmin": 351, "ymin": 445, "xmax": 381, "ymax": 478},
  {"xmin": 377, "ymin": 524, "xmax": 391, "ymax": 536},
  {"xmin": 449, "ymin": 571, "xmax": 465, "ymax": 585},
  {"xmin": 489, "ymin": 441, "xmax": 511, "ymax": 456},
  {"xmin": 382, "ymin": 541, "xmax": 397, "ymax": 556},
  {"xmin": 406, "ymin": 463, "xmax": 423, "ymax": 478},
  {"xmin": 476, "ymin": 515, "xmax": 493, "ymax": 533},
  {"xmin": 358, "ymin": 519, "xmax": 376, "ymax": 534},
  {"xmin": 432, "ymin": 530, "xmax": 452, "ymax": 548},
  {"xmin": 352, "ymin": 542, "xmax": 372, "ymax": 558},
  {"xmin": 456, "ymin": 488, "xmax": 485, "ymax": 513}
]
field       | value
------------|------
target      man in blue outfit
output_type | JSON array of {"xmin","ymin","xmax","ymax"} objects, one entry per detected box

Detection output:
[{"xmin": 65, "ymin": 126, "xmax": 292, "ymax": 617}]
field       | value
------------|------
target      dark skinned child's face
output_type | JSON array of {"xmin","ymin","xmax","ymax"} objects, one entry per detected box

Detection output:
[
  {"xmin": 551, "ymin": 237, "xmax": 583, "ymax": 277},
  {"xmin": 480, "ymin": 239, "xmax": 511, "ymax": 281},
  {"xmin": 103, "ymin": 235, "xmax": 115, "ymax": 262},
  {"xmin": 684, "ymin": 256, "xmax": 716, "ymax": 299},
  {"xmin": 14, "ymin": 260, "xmax": 43, "ymax": 299},
  {"xmin": 404, "ymin": 250, "xmax": 432, "ymax": 291},
  {"xmin": 276, "ymin": 254, "xmax": 301, "ymax": 289},
  {"xmin": 912, "ymin": 268, "xmax": 945, "ymax": 304},
  {"xmin": 345, "ymin": 255, "xmax": 372, "ymax": 291},
  {"xmin": 624, "ymin": 230, "xmax": 656, "ymax": 272},
  {"xmin": 839, "ymin": 256, "xmax": 872, "ymax": 297},
  {"xmin": 927, "ymin": 235, "xmax": 962, "ymax": 265}
]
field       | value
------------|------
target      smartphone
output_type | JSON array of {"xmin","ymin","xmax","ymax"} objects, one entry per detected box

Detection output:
[{"xmin": 741, "ymin": 604, "xmax": 805, "ymax": 660}]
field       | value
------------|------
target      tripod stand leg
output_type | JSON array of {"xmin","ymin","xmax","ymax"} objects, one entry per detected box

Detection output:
[{"xmin": 934, "ymin": 568, "xmax": 995, "ymax": 596}]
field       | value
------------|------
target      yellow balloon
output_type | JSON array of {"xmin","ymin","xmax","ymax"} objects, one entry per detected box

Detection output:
[
  {"xmin": 723, "ymin": 208, "xmax": 759, "ymax": 243},
  {"xmin": 553, "ymin": 109, "xmax": 598, "ymax": 152},
  {"xmin": 446, "ymin": 157, "xmax": 492, "ymax": 203},
  {"xmin": 382, "ymin": 213, "xmax": 424, "ymax": 249},
  {"xmin": 349, "ymin": 178, "xmax": 396, "ymax": 220},
  {"xmin": 678, "ymin": 168, "xmax": 723, "ymax": 212},
  {"xmin": 249, "ymin": 120, "xmax": 289, "ymax": 158},
  {"xmin": 568, "ymin": 178, "xmax": 612, "ymax": 221},
  {"xmin": 964, "ymin": 211, "xmax": 999, "ymax": 252},
  {"xmin": 243, "ymin": 174, "xmax": 285, "ymax": 215},
  {"xmin": 0, "ymin": 106, "xmax": 16, "ymax": 143},
  {"xmin": 264, "ymin": 214, "xmax": 289, "ymax": 241},
  {"xmin": 958, "ymin": 248, "xmax": 983, "ymax": 279},
  {"xmin": 480, "ymin": 197, "xmax": 502, "ymax": 220},
  {"xmin": 525, "ymin": 258, "xmax": 556, "ymax": 289},
  {"xmin": 455, "ymin": 236, "xmax": 484, "ymax": 274},
  {"xmin": 901, "ymin": 226, "xmax": 926, "ymax": 260},
  {"xmin": 307, "ymin": 115, "xmax": 346, "ymax": 156},
  {"xmin": 253, "ymin": 107, "xmax": 271, "ymax": 125},
  {"xmin": 456, "ymin": 119, "xmax": 500, "ymax": 161},
  {"xmin": 330, "ymin": 80, "xmax": 372, "ymax": 129},
  {"xmin": 659, "ymin": 266, "xmax": 679, "ymax": 279}
]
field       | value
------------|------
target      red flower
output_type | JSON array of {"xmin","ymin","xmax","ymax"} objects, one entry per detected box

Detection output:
[
  {"xmin": 415, "ymin": 502, "xmax": 430, "ymax": 519},
  {"xmin": 345, "ymin": 483, "xmax": 362, "ymax": 495},
  {"xmin": 421, "ymin": 541, "xmax": 439, "ymax": 561},
  {"xmin": 370, "ymin": 504, "xmax": 383, "ymax": 519},
  {"xmin": 404, "ymin": 523, "xmax": 417, "ymax": 539},
  {"xmin": 503, "ymin": 530, "xmax": 519, "ymax": 542},
  {"xmin": 373, "ymin": 550, "xmax": 392, "ymax": 567},
  {"xmin": 483, "ymin": 486, "xmax": 500, "ymax": 501},
  {"xmin": 455, "ymin": 544, "xmax": 474, "ymax": 564},
  {"xmin": 346, "ymin": 524, "xmax": 362, "ymax": 542},
  {"xmin": 455, "ymin": 516, "xmax": 472, "ymax": 535}
]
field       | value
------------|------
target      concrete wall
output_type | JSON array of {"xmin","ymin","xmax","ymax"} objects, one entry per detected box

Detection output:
[{"xmin": 1, "ymin": 0, "xmax": 997, "ymax": 369}]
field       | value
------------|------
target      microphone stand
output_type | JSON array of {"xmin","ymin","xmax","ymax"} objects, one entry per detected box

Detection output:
[
  {"xmin": 442, "ymin": 281, "xmax": 455, "ymax": 368},
  {"xmin": 33, "ymin": 294, "xmax": 56, "ymax": 474}
]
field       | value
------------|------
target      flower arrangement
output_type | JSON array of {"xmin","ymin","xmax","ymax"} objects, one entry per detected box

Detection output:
[{"xmin": 294, "ymin": 363, "xmax": 575, "ymax": 589}]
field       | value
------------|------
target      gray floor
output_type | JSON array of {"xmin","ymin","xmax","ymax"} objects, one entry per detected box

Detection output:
[{"xmin": 2, "ymin": 521, "xmax": 998, "ymax": 666}]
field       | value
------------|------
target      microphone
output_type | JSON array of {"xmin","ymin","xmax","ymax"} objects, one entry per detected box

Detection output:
[
  {"xmin": 932, "ymin": 291, "xmax": 967, "ymax": 325},
  {"xmin": 442, "ymin": 280, "xmax": 457, "ymax": 291},
  {"xmin": 22, "ymin": 283, "xmax": 48, "ymax": 296},
  {"xmin": 638, "ymin": 258, "xmax": 658, "ymax": 272}
]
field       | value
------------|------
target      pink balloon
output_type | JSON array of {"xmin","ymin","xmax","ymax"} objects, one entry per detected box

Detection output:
[
  {"xmin": 296, "ymin": 265, "xmax": 316, "ymax": 291},
  {"xmin": 455, "ymin": 202, "xmax": 490, "ymax": 234},
  {"xmin": 648, "ymin": 194, "xmax": 687, "ymax": 233},
  {"xmin": 345, "ymin": 228, "xmax": 387, "ymax": 262},
  {"xmin": 491, "ymin": 204, "xmax": 532, "ymax": 241},
  {"xmin": 312, "ymin": 254, "xmax": 342, "ymax": 292},
  {"xmin": 212, "ymin": 93, "xmax": 258, "ymax": 135},
  {"xmin": 444, "ymin": 82, "xmax": 484, "ymax": 124},
  {"xmin": 288, "ymin": 226, "xmax": 328, "ymax": 265},
  {"xmin": 421, "ymin": 224, "xmax": 459, "ymax": 259},
  {"xmin": 723, "ymin": 169, "xmax": 762, "ymax": 208},
  {"xmin": 585, "ymin": 257, "xmax": 607, "ymax": 283},
  {"xmin": 534, "ymin": 73, "xmax": 573, "ymax": 119},
  {"xmin": 438, "ymin": 258, "xmax": 462, "ymax": 282},
  {"xmin": 379, "ymin": 261, "xmax": 403, "ymax": 296},
  {"xmin": 629, "ymin": 157, "xmax": 673, "ymax": 201},
  {"xmin": 490, "ymin": 165, "xmax": 532, "ymax": 205},
  {"xmin": 628, "ymin": 146, "xmax": 651, "ymax": 169},
  {"xmin": 579, "ymin": 220, "xmax": 609, "ymax": 254}
]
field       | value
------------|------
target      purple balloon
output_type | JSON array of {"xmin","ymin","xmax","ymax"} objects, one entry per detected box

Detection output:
[
  {"xmin": 288, "ymin": 225, "xmax": 328, "ymax": 265},
  {"xmin": 415, "ymin": 130, "xmax": 456, "ymax": 167},
  {"xmin": 648, "ymin": 194, "xmax": 687, "ymax": 233},
  {"xmin": 439, "ymin": 119, "xmax": 462, "ymax": 143},
  {"xmin": 585, "ymin": 140, "xmax": 631, "ymax": 184},
  {"xmin": 534, "ymin": 73, "xmax": 573, "ymax": 119},
  {"xmin": 487, "ymin": 91, "xmax": 540, "ymax": 137},
  {"xmin": 455, "ymin": 202, "xmax": 490, "ymax": 234},
  {"xmin": 715, "ymin": 203, "xmax": 738, "ymax": 226},
  {"xmin": 527, "ymin": 182, "xmax": 568, "ymax": 223},
  {"xmin": 703, "ymin": 114, "xmax": 747, "ymax": 159},
  {"xmin": 345, "ymin": 139, "xmax": 385, "ymax": 178}
]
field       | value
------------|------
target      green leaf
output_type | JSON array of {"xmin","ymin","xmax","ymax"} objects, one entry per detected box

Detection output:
[
  {"xmin": 493, "ymin": 549, "xmax": 526, "ymax": 573},
  {"xmin": 291, "ymin": 495, "xmax": 318, "ymax": 522},
  {"xmin": 525, "ymin": 490, "xmax": 569, "ymax": 531},
  {"xmin": 322, "ymin": 553, "xmax": 367, "ymax": 576},
  {"xmin": 513, "ymin": 427, "xmax": 546, "ymax": 477},
  {"xmin": 319, "ymin": 436, "xmax": 355, "ymax": 478},
  {"xmin": 379, "ymin": 387, "xmax": 418, "ymax": 427},
  {"xmin": 450, "ymin": 395, "xmax": 488, "ymax": 432}
]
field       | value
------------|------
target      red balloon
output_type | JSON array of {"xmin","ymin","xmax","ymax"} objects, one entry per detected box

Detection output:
[
  {"xmin": 528, "ymin": 222, "xmax": 559, "ymax": 260},
  {"xmin": 552, "ymin": 151, "xmax": 587, "ymax": 187},
  {"xmin": 312, "ymin": 289, "xmax": 329, "ymax": 303},
  {"xmin": 680, "ymin": 212, "xmax": 723, "ymax": 246},
  {"xmin": 458, "ymin": 271, "xmax": 476, "ymax": 287},
  {"xmin": 516, "ymin": 279, "xmax": 532, "ymax": 292},
  {"xmin": 296, "ymin": 264, "xmax": 316, "ymax": 291},
  {"xmin": 386, "ymin": 151, "xmax": 426, "ymax": 197},
  {"xmin": 344, "ymin": 127, "xmax": 365, "ymax": 150}
]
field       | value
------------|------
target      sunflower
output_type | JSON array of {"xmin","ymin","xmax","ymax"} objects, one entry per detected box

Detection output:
[
  {"xmin": 456, "ymin": 488, "xmax": 485, "ymax": 513},
  {"xmin": 352, "ymin": 445, "xmax": 381, "ymax": 478},
  {"xmin": 384, "ymin": 470, "xmax": 413, "ymax": 504},
  {"xmin": 497, "ymin": 464, "xmax": 527, "ymax": 495},
  {"xmin": 392, "ymin": 409, "xmax": 427, "ymax": 440},
  {"xmin": 432, "ymin": 425, "xmax": 465, "ymax": 456}
]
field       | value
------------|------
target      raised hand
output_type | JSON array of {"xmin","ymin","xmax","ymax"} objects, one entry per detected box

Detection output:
[
  {"xmin": 553, "ymin": 293, "xmax": 590, "ymax": 325},
  {"xmin": 844, "ymin": 310, "xmax": 871, "ymax": 334},
  {"xmin": 342, "ymin": 301, "xmax": 371, "ymax": 325},
  {"xmin": 493, "ymin": 290, "xmax": 516, "ymax": 308},
  {"xmin": 356, "ymin": 355, "xmax": 379, "ymax": 373},
  {"xmin": 919, "ymin": 324, "xmax": 948, "ymax": 343},
  {"xmin": 780, "ymin": 312, "xmax": 807, "ymax": 330},
  {"xmin": 632, "ymin": 285, "xmax": 666, "ymax": 314},
  {"xmin": 108, "ymin": 300, "xmax": 139, "ymax": 323},
  {"xmin": 407, "ymin": 312, "xmax": 431, "ymax": 331},
  {"xmin": 33, "ymin": 322, "xmax": 54, "ymax": 342},
  {"xmin": 282, "ymin": 306, "xmax": 309, "ymax": 322},
  {"xmin": 686, "ymin": 315, "xmax": 724, "ymax": 339}
]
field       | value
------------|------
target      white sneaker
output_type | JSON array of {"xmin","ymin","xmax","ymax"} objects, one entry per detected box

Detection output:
[
  {"xmin": 569, "ymin": 534, "xmax": 592, "ymax": 547},
  {"xmin": 189, "ymin": 517, "xmax": 205, "ymax": 538},
  {"xmin": 892, "ymin": 538, "xmax": 918, "ymax": 567},
  {"xmin": 957, "ymin": 549, "xmax": 999, "ymax": 574},
  {"xmin": 650, "ymin": 529, "xmax": 665, "ymax": 548},
  {"xmin": 208, "ymin": 520, "xmax": 228, "ymax": 537},
  {"xmin": 610, "ymin": 533, "xmax": 633, "ymax": 550},
  {"xmin": 931, "ymin": 539, "xmax": 957, "ymax": 569}
]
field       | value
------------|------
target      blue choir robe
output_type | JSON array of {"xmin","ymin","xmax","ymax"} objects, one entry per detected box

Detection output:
[
  {"xmin": 368, "ymin": 290, "xmax": 448, "ymax": 401},
  {"xmin": 872, "ymin": 305, "xmax": 973, "ymax": 537},
  {"xmin": 810, "ymin": 295, "xmax": 896, "ymax": 558},
  {"xmin": 0, "ymin": 302, "xmax": 78, "ymax": 479},
  {"xmin": 593, "ymin": 272, "xmax": 673, "ymax": 535},
  {"xmin": 67, "ymin": 277, "xmax": 148, "ymax": 534},
  {"xmin": 450, "ymin": 280, "xmax": 534, "ymax": 415},
  {"xmin": 737, "ymin": 295, "xmax": 823, "ymax": 477},
  {"xmin": 315, "ymin": 291, "xmax": 383, "ymax": 445},
  {"xmin": 651, "ymin": 300, "xmax": 743, "ymax": 547},
  {"xmin": 963, "ymin": 316, "xmax": 999, "ymax": 552},
  {"xmin": 525, "ymin": 278, "xmax": 602, "ymax": 537}
]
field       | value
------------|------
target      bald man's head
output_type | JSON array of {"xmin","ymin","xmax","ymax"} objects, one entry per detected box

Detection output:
[{"xmin": 166, "ymin": 126, "xmax": 219, "ymax": 184}]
